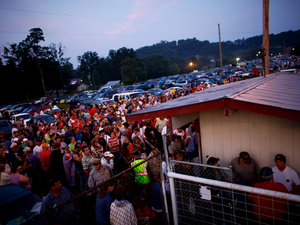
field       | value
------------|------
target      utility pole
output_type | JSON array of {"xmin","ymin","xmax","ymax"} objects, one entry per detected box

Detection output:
[
  {"xmin": 218, "ymin": 24, "xmax": 223, "ymax": 77},
  {"xmin": 263, "ymin": 0, "xmax": 269, "ymax": 75}
]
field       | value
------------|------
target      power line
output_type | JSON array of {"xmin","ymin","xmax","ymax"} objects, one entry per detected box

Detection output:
[{"xmin": 0, "ymin": 6, "xmax": 297, "ymax": 26}]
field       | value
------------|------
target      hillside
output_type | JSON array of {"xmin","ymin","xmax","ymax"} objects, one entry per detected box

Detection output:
[{"xmin": 136, "ymin": 29, "xmax": 300, "ymax": 60}]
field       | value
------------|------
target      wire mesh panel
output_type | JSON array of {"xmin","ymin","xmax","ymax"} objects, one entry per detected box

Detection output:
[
  {"xmin": 170, "ymin": 160, "xmax": 232, "ymax": 183},
  {"xmin": 169, "ymin": 171, "xmax": 300, "ymax": 225}
]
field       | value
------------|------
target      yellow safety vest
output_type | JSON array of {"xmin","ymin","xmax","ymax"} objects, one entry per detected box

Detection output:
[{"xmin": 131, "ymin": 159, "xmax": 151, "ymax": 184}]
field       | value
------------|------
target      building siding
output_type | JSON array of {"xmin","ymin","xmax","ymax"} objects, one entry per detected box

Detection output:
[{"xmin": 199, "ymin": 109, "xmax": 300, "ymax": 174}]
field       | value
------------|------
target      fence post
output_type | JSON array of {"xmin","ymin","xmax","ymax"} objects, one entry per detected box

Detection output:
[
  {"xmin": 159, "ymin": 153, "xmax": 170, "ymax": 225},
  {"xmin": 163, "ymin": 135, "xmax": 170, "ymax": 171},
  {"xmin": 169, "ymin": 177, "xmax": 178, "ymax": 225}
]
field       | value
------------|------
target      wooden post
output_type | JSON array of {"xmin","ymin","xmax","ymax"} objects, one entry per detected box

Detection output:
[
  {"xmin": 263, "ymin": 0, "xmax": 269, "ymax": 75},
  {"xmin": 218, "ymin": 24, "xmax": 223, "ymax": 77}
]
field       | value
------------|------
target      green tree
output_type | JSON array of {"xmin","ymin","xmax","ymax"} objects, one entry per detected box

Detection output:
[
  {"xmin": 121, "ymin": 57, "xmax": 147, "ymax": 84},
  {"xmin": 172, "ymin": 63, "xmax": 180, "ymax": 74}
]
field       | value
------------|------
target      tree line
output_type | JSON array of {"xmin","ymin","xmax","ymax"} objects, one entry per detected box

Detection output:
[{"xmin": 1, "ymin": 28, "xmax": 299, "ymax": 104}]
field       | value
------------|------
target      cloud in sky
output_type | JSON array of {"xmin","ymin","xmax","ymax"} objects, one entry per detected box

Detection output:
[{"xmin": 105, "ymin": 0, "xmax": 178, "ymax": 36}]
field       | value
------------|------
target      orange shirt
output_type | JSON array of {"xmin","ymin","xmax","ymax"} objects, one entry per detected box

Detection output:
[{"xmin": 40, "ymin": 150, "xmax": 51, "ymax": 170}]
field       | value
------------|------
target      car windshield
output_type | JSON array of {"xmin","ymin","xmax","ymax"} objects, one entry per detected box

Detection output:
[
  {"xmin": 0, "ymin": 121, "xmax": 10, "ymax": 128},
  {"xmin": 82, "ymin": 99, "xmax": 94, "ymax": 104},
  {"xmin": 18, "ymin": 115, "xmax": 32, "ymax": 120},
  {"xmin": 42, "ymin": 116, "xmax": 55, "ymax": 123}
]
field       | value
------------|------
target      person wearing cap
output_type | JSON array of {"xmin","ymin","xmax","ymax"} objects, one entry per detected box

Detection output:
[
  {"xmin": 22, "ymin": 147, "xmax": 38, "ymax": 178},
  {"xmin": 249, "ymin": 167, "xmax": 288, "ymax": 222},
  {"xmin": 22, "ymin": 138, "xmax": 29, "ymax": 149},
  {"xmin": 272, "ymin": 154, "xmax": 300, "ymax": 194},
  {"xmin": 229, "ymin": 151, "xmax": 259, "ymax": 186},
  {"xmin": 101, "ymin": 151, "xmax": 114, "ymax": 170},
  {"xmin": 40, "ymin": 143, "xmax": 51, "ymax": 174},
  {"xmin": 88, "ymin": 157, "xmax": 113, "ymax": 189},
  {"xmin": 131, "ymin": 149, "xmax": 151, "ymax": 185}
]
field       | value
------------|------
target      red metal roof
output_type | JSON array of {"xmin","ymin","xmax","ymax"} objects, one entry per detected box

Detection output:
[{"xmin": 126, "ymin": 72, "xmax": 300, "ymax": 122}]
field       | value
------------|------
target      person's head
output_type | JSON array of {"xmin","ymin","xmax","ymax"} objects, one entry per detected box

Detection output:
[
  {"xmin": 23, "ymin": 147, "xmax": 31, "ymax": 155},
  {"xmin": 239, "ymin": 151, "xmax": 250, "ymax": 165},
  {"xmin": 185, "ymin": 128, "xmax": 192, "ymax": 136},
  {"xmin": 64, "ymin": 147, "xmax": 71, "ymax": 154},
  {"xmin": 114, "ymin": 185, "xmax": 126, "ymax": 200},
  {"xmin": 133, "ymin": 136, "xmax": 141, "ymax": 144},
  {"xmin": 92, "ymin": 157, "xmax": 101, "ymax": 170},
  {"xmin": 207, "ymin": 157, "xmax": 220, "ymax": 166},
  {"xmin": 177, "ymin": 127, "xmax": 182, "ymax": 133},
  {"xmin": 11, "ymin": 165, "xmax": 22, "ymax": 174},
  {"xmin": 132, "ymin": 148, "xmax": 140, "ymax": 158},
  {"xmin": 41, "ymin": 143, "xmax": 49, "ymax": 151},
  {"xmin": 110, "ymin": 131, "xmax": 115, "ymax": 138},
  {"xmin": 53, "ymin": 142, "xmax": 61, "ymax": 149},
  {"xmin": 170, "ymin": 134, "xmax": 176, "ymax": 142},
  {"xmin": 260, "ymin": 167, "xmax": 274, "ymax": 182},
  {"xmin": 48, "ymin": 177, "xmax": 63, "ymax": 193},
  {"xmin": 104, "ymin": 151, "xmax": 114, "ymax": 160},
  {"xmin": 83, "ymin": 145, "xmax": 90, "ymax": 156},
  {"xmin": 10, "ymin": 143, "xmax": 18, "ymax": 151},
  {"xmin": 274, "ymin": 154, "xmax": 286, "ymax": 171},
  {"xmin": 70, "ymin": 136, "xmax": 75, "ymax": 143},
  {"xmin": 75, "ymin": 127, "xmax": 80, "ymax": 134}
]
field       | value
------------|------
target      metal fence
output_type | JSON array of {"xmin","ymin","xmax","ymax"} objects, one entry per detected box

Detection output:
[
  {"xmin": 168, "ymin": 171, "xmax": 300, "ymax": 225},
  {"xmin": 170, "ymin": 160, "xmax": 233, "ymax": 183},
  {"xmin": 25, "ymin": 152, "xmax": 169, "ymax": 225}
]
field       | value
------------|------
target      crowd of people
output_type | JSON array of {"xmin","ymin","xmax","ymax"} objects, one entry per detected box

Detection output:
[{"xmin": 1, "ymin": 77, "xmax": 300, "ymax": 224}]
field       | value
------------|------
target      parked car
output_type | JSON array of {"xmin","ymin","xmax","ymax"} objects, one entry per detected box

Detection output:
[
  {"xmin": 0, "ymin": 184, "xmax": 43, "ymax": 224},
  {"xmin": 28, "ymin": 115, "xmax": 56, "ymax": 134},
  {"xmin": 10, "ymin": 113, "xmax": 33, "ymax": 125},
  {"xmin": 43, "ymin": 108, "xmax": 61, "ymax": 115},
  {"xmin": 70, "ymin": 98, "xmax": 94, "ymax": 109},
  {"xmin": 34, "ymin": 97, "xmax": 49, "ymax": 104},
  {"xmin": 0, "ymin": 119, "xmax": 12, "ymax": 137}
]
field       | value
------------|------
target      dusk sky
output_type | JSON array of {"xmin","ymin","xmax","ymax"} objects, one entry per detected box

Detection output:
[{"xmin": 1, "ymin": 0, "xmax": 299, "ymax": 67}]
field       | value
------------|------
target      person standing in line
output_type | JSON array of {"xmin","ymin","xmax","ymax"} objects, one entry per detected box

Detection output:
[{"xmin": 272, "ymin": 154, "xmax": 300, "ymax": 194}]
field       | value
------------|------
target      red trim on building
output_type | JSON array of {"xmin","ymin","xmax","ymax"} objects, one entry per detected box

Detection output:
[{"xmin": 126, "ymin": 99, "xmax": 300, "ymax": 122}]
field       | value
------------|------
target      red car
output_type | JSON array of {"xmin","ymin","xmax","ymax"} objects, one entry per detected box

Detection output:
[{"xmin": 24, "ymin": 106, "xmax": 49, "ymax": 116}]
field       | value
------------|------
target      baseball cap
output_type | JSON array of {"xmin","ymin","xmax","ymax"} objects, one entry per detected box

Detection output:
[
  {"xmin": 10, "ymin": 143, "xmax": 17, "ymax": 148},
  {"xmin": 260, "ymin": 167, "xmax": 273, "ymax": 176},
  {"xmin": 274, "ymin": 154, "xmax": 286, "ymax": 162},
  {"xmin": 239, "ymin": 151, "xmax": 250, "ymax": 163},
  {"xmin": 41, "ymin": 143, "xmax": 49, "ymax": 149},
  {"xmin": 104, "ymin": 151, "xmax": 113, "ymax": 157},
  {"xmin": 132, "ymin": 148, "xmax": 139, "ymax": 156},
  {"xmin": 23, "ymin": 147, "xmax": 31, "ymax": 152},
  {"xmin": 92, "ymin": 158, "xmax": 101, "ymax": 165}
]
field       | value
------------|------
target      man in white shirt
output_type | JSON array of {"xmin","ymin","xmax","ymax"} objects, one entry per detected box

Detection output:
[
  {"xmin": 272, "ymin": 154, "xmax": 300, "ymax": 194},
  {"xmin": 33, "ymin": 138, "xmax": 43, "ymax": 160}
]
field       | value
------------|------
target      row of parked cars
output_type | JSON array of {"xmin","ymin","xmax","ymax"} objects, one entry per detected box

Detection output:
[{"xmin": 0, "ymin": 103, "xmax": 57, "ymax": 138}]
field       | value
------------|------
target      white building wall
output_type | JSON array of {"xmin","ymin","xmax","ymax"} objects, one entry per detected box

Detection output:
[{"xmin": 199, "ymin": 109, "xmax": 300, "ymax": 175}]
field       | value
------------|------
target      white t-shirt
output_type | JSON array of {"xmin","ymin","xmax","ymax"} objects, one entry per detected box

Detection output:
[
  {"xmin": 33, "ymin": 145, "xmax": 43, "ymax": 159},
  {"xmin": 272, "ymin": 165, "xmax": 300, "ymax": 192}
]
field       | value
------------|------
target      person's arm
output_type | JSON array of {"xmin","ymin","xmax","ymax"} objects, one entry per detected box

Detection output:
[
  {"xmin": 184, "ymin": 137, "xmax": 190, "ymax": 147},
  {"xmin": 22, "ymin": 156, "xmax": 32, "ymax": 170},
  {"xmin": 19, "ymin": 174, "xmax": 30, "ymax": 183}
]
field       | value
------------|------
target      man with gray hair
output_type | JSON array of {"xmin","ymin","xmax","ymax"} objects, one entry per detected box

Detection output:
[{"xmin": 249, "ymin": 167, "xmax": 289, "ymax": 222}]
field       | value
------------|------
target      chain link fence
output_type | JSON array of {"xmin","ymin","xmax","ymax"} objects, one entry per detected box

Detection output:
[
  {"xmin": 168, "ymin": 171, "xmax": 300, "ymax": 225},
  {"xmin": 170, "ymin": 159, "xmax": 233, "ymax": 183},
  {"xmin": 22, "ymin": 152, "xmax": 169, "ymax": 225}
]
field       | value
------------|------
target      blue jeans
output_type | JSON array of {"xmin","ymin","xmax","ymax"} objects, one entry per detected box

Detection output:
[{"xmin": 76, "ymin": 170, "xmax": 88, "ymax": 192}]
